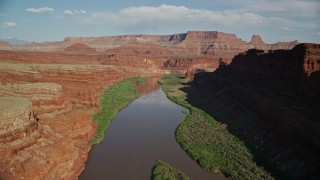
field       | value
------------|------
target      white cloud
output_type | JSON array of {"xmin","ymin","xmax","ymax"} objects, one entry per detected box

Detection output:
[
  {"xmin": 63, "ymin": 10, "xmax": 74, "ymax": 15},
  {"xmin": 281, "ymin": 27, "xmax": 291, "ymax": 31},
  {"xmin": 84, "ymin": 4, "xmax": 314, "ymax": 30},
  {"xmin": 0, "ymin": 13, "xmax": 5, "ymax": 17},
  {"xmin": 251, "ymin": 0, "xmax": 319, "ymax": 16},
  {"xmin": 281, "ymin": 27, "xmax": 301, "ymax": 32},
  {"xmin": 25, "ymin": 7, "xmax": 54, "ymax": 14},
  {"xmin": 62, "ymin": 9, "xmax": 87, "ymax": 15},
  {"xmin": 214, "ymin": 0, "xmax": 320, "ymax": 17},
  {"xmin": 1, "ymin": 22, "xmax": 17, "ymax": 27}
]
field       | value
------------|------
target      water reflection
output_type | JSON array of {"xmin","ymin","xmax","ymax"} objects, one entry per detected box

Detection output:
[{"xmin": 134, "ymin": 76, "xmax": 161, "ymax": 94}]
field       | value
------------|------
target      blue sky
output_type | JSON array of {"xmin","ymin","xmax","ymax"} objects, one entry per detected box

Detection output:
[{"xmin": 0, "ymin": 0, "xmax": 319, "ymax": 43}]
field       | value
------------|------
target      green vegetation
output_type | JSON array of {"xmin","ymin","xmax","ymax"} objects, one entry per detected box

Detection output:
[
  {"xmin": 152, "ymin": 160, "xmax": 189, "ymax": 180},
  {"xmin": 159, "ymin": 74, "xmax": 273, "ymax": 180},
  {"xmin": 90, "ymin": 77, "xmax": 145, "ymax": 145}
]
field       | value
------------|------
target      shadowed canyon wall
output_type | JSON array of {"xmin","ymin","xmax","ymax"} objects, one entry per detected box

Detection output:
[{"xmin": 185, "ymin": 43, "xmax": 320, "ymax": 179}]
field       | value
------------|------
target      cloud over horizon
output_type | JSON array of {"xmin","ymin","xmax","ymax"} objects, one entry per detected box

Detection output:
[
  {"xmin": 83, "ymin": 4, "xmax": 317, "ymax": 34},
  {"xmin": 1, "ymin": 1, "xmax": 319, "ymax": 43},
  {"xmin": 25, "ymin": 7, "xmax": 54, "ymax": 14},
  {"xmin": 1, "ymin": 22, "xmax": 17, "ymax": 28}
]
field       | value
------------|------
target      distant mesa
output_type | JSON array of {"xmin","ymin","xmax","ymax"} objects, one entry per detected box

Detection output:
[
  {"xmin": 0, "ymin": 38, "xmax": 30, "ymax": 46},
  {"xmin": 249, "ymin": 35, "xmax": 266, "ymax": 45},
  {"xmin": 1, "ymin": 31, "xmax": 300, "ymax": 59},
  {"xmin": 0, "ymin": 40, "xmax": 10, "ymax": 47},
  {"xmin": 64, "ymin": 43, "xmax": 96, "ymax": 53}
]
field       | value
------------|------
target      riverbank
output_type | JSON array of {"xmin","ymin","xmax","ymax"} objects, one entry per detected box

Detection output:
[
  {"xmin": 152, "ymin": 160, "xmax": 189, "ymax": 180},
  {"xmin": 80, "ymin": 77, "xmax": 219, "ymax": 179},
  {"xmin": 90, "ymin": 77, "xmax": 145, "ymax": 145},
  {"xmin": 159, "ymin": 74, "xmax": 273, "ymax": 179}
]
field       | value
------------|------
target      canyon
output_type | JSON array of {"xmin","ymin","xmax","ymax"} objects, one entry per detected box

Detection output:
[{"xmin": 0, "ymin": 31, "xmax": 314, "ymax": 179}]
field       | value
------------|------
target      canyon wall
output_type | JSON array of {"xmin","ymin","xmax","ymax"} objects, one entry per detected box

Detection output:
[
  {"xmin": 0, "ymin": 60, "xmax": 164, "ymax": 179},
  {"xmin": 0, "ymin": 31, "xmax": 299, "ymax": 78},
  {"xmin": 0, "ymin": 31, "xmax": 299, "ymax": 60},
  {"xmin": 0, "ymin": 96, "xmax": 75, "ymax": 179},
  {"xmin": 186, "ymin": 43, "xmax": 320, "ymax": 179},
  {"xmin": 0, "ymin": 48, "xmax": 218, "ymax": 74}
]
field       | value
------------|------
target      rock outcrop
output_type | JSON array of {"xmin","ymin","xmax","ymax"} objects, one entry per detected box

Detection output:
[
  {"xmin": 186, "ymin": 43, "xmax": 320, "ymax": 179},
  {"xmin": 249, "ymin": 35, "xmax": 266, "ymax": 45},
  {"xmin": 64, "ymin": 43, "xmax": 96, "ymax": 54},
  {"xmin": 0, "ymin": 97, "xmax": 77, "ymax": 179}
]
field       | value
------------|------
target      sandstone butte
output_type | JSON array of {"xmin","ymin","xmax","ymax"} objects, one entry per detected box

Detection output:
[{"xmin": 0, "ymin": 30, "xmax": 316, "ymax": 179}]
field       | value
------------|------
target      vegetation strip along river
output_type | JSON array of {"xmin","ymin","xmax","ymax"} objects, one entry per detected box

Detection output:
[
  {"xmin": 159, "ymin": 74, "xmax": 273, "ymax": 180},
  {"xmin": 80, "ymin": 76, "xmax": 220, "ymax": 179}
]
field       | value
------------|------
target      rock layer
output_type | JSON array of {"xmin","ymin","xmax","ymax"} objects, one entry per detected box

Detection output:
[
  {"xmin": 0, "ymin": 41, "xmax": 10, "ymax": 48},
  {"xmin": 0, "ymin": 31, "xmax": 299, "ymax": 76},
  {"xmin": 0, "ymin": 97, "xmax": 76, "ymax": 179},
  {"xmin": 64, "ymin": 43, "xmax": 96, "ymax": 54},
  {"xmin": 0, "ymin": 31, "xmax": 299, "ymax": 60}
]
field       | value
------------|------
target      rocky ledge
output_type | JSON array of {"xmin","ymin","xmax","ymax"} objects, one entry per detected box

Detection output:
[{"xmin": 0, "ymin": 97, "xmax": 78, "ymax": 179}]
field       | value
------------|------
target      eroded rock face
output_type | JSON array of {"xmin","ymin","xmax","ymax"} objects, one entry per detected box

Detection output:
[
  {"xmin": 0, "ymin": 31, "xmax": 299, "ymax": 60},
  {"xmin": 0, "ymin": 59, "xmax": 165, "ymax": 179},
  {"xmin": 249, "ymin": 35, "xmax": 266, "ymax": 45},
  {"xmin": 0, "ymin": 31, "xmax": 300, "ymax": 76},
  {"xmin": 0, "ymin": 83, "xmax": 62, "ymax": 100},
  {"xmin": 64, "ymin": 43, "xmax": 96, "ymax": 54},
  {"xmin": 65, "ymin": 31, "xmax": 299, "ymax": 59},
  {"xmin": 0, "ymin": 97, "xmax": 77, "ymax": 179},
  {"xmin": 189, "ymin": 43, "xmax": 320, "ymax": 179}
]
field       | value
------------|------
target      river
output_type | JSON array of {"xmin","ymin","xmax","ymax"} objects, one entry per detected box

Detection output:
[{"xmin": 80, "ymin": 77, "xmax": 223, "ymax": 180}]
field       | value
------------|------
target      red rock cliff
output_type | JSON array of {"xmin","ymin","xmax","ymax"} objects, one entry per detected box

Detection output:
[
  {"xmin": 1, "ymin": 31, "xmax": 299, "ymax": 59},
  {"xmin": 0, "ymin": 51, "xmax": 165, "ymax": 179},
  {"xmin": 249, "ymin": 35, "xmax": 266, "ymax": 45},
  {"xmin": 64, "ymin": 43, "xmax": 96, "ymax": 53}
]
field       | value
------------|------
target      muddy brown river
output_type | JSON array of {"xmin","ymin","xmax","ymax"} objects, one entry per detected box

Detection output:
[{"xmin": 80, "ymin": 77, "xmax": 224, "ymax": 180}]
